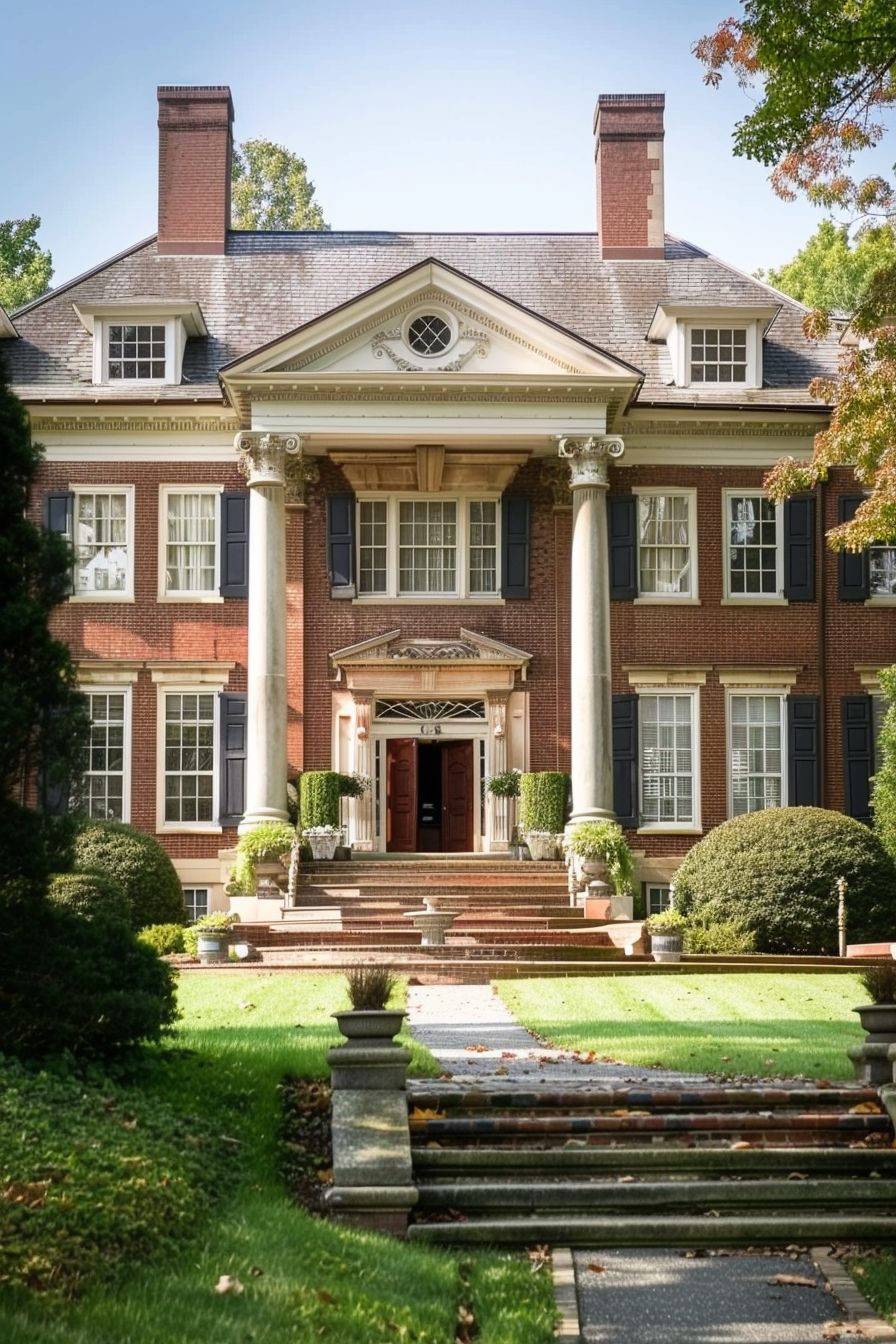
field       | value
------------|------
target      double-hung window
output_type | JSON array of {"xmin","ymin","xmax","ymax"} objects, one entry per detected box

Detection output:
[
  {"xmin": 72, "ymin": 487, "xmax": 133, "ymax": 599},
  {"xmin": 688, "ymin": 327, "xmax": 749, "ymax": 384},
  {"xmin": 162, "ymin": 488, "xmax": 218, "ymax": 597},
  {"xmin": 357, "ymin": 496, "xmax": 499, "ymax": 599},
  {"xmin": 183, "ymin": 886, "xmax": 210, "ymax": 922},
  {"xmin": 639, "ymin": 692, "xmax": 697, "ymax": 827},
  {"xmin": 84, "ymin": 688, "xmax": 131, "ymax": 821},
  {"xmin": 106, "ymin": 323, "xmax": 168, "ymax": 381},
  {"xmin": 725, "ymin": 492, "xmax": 782, "ymax": 598},
  {"xmin": 163, "ymin": 691, "xmax": 216, "ymax": 825},
  {"xmin": 869, "ymin": 544, "xmax": 896, "ymax": 597},
  {"xmin": 728, "ymin": 693, "xmax": 785, "ymax": 816},
  {"xmin": 635, "ymin": 491, "xmax": 696, "ymax": 599}
]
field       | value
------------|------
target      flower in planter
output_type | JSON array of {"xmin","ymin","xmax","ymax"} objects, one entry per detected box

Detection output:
[{"xmin": 301, "ymin": 825, "xmax": 343, "ymax": 838}]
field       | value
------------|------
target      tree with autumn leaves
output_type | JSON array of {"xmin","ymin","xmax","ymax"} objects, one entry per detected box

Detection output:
[{"xmin": 695, "ymin": 0, "xmax": 896, "ymax": 549}]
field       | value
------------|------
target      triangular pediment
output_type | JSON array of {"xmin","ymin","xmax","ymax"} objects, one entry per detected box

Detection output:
[
  {"xmin": 331, "ymin": 627, "xmax": 532, "ymax": 668},
  {"xmin": 221, "ymin": 260, "xmax": 641, "ymax": 383}
]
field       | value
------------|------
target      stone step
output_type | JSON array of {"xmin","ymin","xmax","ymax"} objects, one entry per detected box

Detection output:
[
  {"xmin": 415, "ymin": 1176, "xmax": 896, "ymax": 1215},
  {"xmin": 256, "ymin": 943, "xmax": 630, "ymax": 963},
  {"xmin": 301, "ymin": 859, "xmax": 567, "ymax": 872},
  {"xmin": 410, "ymin": 1111, "xmax": 890, "ymax": 1146},
  {"xmin": 409, "ymin": 1084, "xmax": 881, "ymax": 1113},
  {"xmin": 406, "ymin": 1211, "xmax": 896, "ymax": 1247},
  {"xmin": 412, "ymin": 1145, "xmax": 896, "ymax": 1178}
]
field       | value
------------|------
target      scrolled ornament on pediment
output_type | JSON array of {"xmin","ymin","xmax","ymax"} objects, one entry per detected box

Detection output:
[{"xmin": 388, "ymin": 639, "xmax": 481, "ymax": 660}]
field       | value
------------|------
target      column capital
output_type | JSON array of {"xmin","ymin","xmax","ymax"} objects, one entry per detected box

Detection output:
[
  {"xmin": 555, "ymin": 435, "xmax": 624, "ymax": 488},
  {"xmin": 234, "ymin": 431, "xmax": 302, "ymax": 487}
]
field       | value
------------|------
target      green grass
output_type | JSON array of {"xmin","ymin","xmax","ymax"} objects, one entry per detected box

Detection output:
[
  {"xmin": 848, "ymin": 1250, "xmax": 896, "ymax": 1326},
  {"xmin": 0, "ymin": 972, "xmax": 556, "ymax": 1343},
  {"xmin": 496, "ymin": 973, "xmax": 869, "ymax": 1079}
]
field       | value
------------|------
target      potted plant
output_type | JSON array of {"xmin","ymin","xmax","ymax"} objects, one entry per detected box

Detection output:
[
  {"xmin": 232, "ymin": 821, "xmax": 295, "ymax": 893},
  {"xmin": 565, "ymin": 820, "xmax": 634, "ymax": 892},
  {"xmin": 333, "ymin": 966, "xmax": 404, "ymax": 1040},
  {"xmin": 519, "ymin": 771, "xmax": 569, "ymax": 860},
  {"xmin": 485, "ymin": 768, "xmax": 521, "ymax": 799},
  {"xmin": 646, "ymin": 909, "xmax": 688, "ymax": 963},
  {"xmin": 186, "ymin": 911, "xmax": 238, "ymax": 964},
  {"xmin": 302, "ymin": 824, "xmax": 343, "ymax": 861}
]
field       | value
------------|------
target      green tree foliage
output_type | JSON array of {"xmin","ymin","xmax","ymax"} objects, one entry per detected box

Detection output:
[
  {"xmin": 0, "ymin": 357, "xmax": 87, "ymax": 842},
  {"xmin": 872, "ymin": 665, "xmax": 896, "ymax": 864},
  {"xmin": 0, "ymin": 215, "xmax": 53, "ymax": 311},
  {"xmin": 673, "ymin": 807, "xmax": 896, "ymax": 954},
  {"xmin": 758, "ymin": 219, "xmax": 896, "ymax": 312},
  {"xmin": 695, "ymin": 1, "xmax": 896, "ymax": 546},
  {"xmin": 73, "ymin": 820, "xmax": 186, "ymax": 930},
  {"xmin": 231, "ymin": 139, "xmax": 329, "ymax": 231},
  {"xmin": 48, "ymin": 871, "xmax": 131, "ymax": 924}
]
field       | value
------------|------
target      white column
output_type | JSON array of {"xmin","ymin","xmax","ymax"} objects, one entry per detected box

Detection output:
[
  {"xmin": 351, "ymin": 693, "xmax": 374, "ymax": 851},
  {"xmin": 557, "ymin": 435, "xmax": 625, "ymax": 827},
  {"xmin": 234, "ymin": 431, "xmax": 301, "ymax": 831},
  {"xmin": 486, "ymin": 691, "xmax": 510, "ymax": 850}
]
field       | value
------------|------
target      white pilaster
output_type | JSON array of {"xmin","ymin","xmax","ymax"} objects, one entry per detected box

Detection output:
[
  {"xmin": 557, "ymin": 434, "xmax": 624, "ymax": 827},
  {"xmin": 486, "ymin": 691, "xmax": 510, "ymax": 850},
  {"xmin": 234, "ymin": 431, "xmax": 301, "ymax": 831},
  {"xmin": 351, "ymin": 693, "xmax": 374, "ymax": 851}
]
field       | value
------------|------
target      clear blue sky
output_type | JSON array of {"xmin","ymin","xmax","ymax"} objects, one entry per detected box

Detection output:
[{"xmin": 2, "ymin": 0, "xmax": 889, "ymax": 291}]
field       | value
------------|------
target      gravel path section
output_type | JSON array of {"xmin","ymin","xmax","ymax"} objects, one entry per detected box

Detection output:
[{"xmin": 406, "ymin": 983, "xmax": 711, "ymax": 1085}]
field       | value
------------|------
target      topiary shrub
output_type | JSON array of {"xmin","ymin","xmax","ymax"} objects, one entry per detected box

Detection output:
[
  {"xmin": 47, "ymin": 871, "xmax": 130, "ymax": 924},
  {"xmin": 299, "ymin": 771, "xmax": 342, "ymax": 828},
  {"xmin": 519, "ymin": 771, "xmax": 570, "ymax": 834},
  {"xmin": 0, "ymin": 903, "xmax": 177, "ymax": 1059},
  {"xmin": 673, "ymin": 807, "xmax": 896, "ymax": 955},
  {"xmin": 72, "ymin": 820, "xmax": 185, "ymax": 930},
  {"xmin": 138, "ymin": 923, "xmax": 187, "ymax": 956}
]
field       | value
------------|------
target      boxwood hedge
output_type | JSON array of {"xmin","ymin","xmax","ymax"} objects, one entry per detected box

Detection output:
[
  {"xmin": 673, "ymin": 807, "xmax": 896, "ymax": 955},
  {"xmin": 73, "ymin": 820, "xmax": 185, "ymax": 930},
  {"xmin": 47, "ymin": 871, "xmax": 130, "ymax": 924}
]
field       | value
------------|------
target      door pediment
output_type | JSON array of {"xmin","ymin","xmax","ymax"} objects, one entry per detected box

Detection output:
[{"xmin": 331, "ymin": 627, "xmax": 531, "ymax": 695}]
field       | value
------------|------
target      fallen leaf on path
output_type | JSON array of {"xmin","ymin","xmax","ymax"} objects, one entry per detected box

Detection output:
[
  {"xmin": 464, "ymin": 1045, "xmax": 489, "ymax": 1054},
  {"xmin": 849, "ymin": 1102, "xmax": 882, "ymax": 1114},
  {"xmin": 409, "ymin": 1107, "xmax": 444, "ymax": 1122},
  {"xmin": 768, "ymin": 1274, "xmax": 817, "ymax": 1288},
  {"xmin": 586, "ymin": 1262, "xmax": 607, "ymax": 1273}
]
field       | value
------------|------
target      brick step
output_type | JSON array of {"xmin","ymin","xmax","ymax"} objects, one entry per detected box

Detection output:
[
  {"xmin": 408, "ymin": 1085, "xmax": 881, "ymax": 1113},
  {"xmin": 296, "ymin": 890, "xmax": 572, "ymax": 906},
  {"xmin": 411, "ymin": 1145, "xmax": 896, "ymax": 1178},
  {"xmin": 301, "ymin": 860, "xmax": 567, "ymax": 874},
  {"xmin": 410, "ymin": 1112, "xmax": 890, "ymax": 1146},
  {"xmin": 291, "ymin": 897, "xmax": 573, "ymax": 913},
  {"xmin": 255, "ymin": 942, "xmax": 630, "ymax": 962},
  {"xmin": 415, "ymin": 1176, "xmax": 896, "ymax": 1215},
  {"xmin": 406, "ymin": 1212, "xmax": 896, "ymax": 1248}
]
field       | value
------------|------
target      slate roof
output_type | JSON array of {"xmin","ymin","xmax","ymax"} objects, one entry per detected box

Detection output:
[{"xmin": 4, "ymin": 231, "xmax": 839, "ymax": 411}]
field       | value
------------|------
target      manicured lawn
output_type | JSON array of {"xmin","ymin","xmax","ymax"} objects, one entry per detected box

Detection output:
[
  {"xmin": 0, "ymin": 972, "xmax": 556, "ymax": 1343},
  {"xmin": 848, "ymin": 1250, "xmax": 896, "ymax": 1327},
  {"xmin": 496, "ymin": 973, "xmax": 869, "ymax": 1079}
]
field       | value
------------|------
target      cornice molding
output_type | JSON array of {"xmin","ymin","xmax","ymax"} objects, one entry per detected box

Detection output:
[{"xmin": 30, "ymin": 414, "xmax": 237, "ymax": 434}]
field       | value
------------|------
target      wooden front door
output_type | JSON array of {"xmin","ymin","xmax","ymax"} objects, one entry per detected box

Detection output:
[
  {"xmin": 387, "ymin": 738, "xmax": 417, "ymax": 853},
  {"xmin": 441, "ymin": 740, "xmax": 474, "ymax": 852}
]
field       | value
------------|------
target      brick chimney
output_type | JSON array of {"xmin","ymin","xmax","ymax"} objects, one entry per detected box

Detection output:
[
  {"xmin": 157, "ymin": 85, "xmax": 234, "ymax": 255},
  {"xmin": 594, "ymin": 93, "xmax": 665, "ymax": 261}
]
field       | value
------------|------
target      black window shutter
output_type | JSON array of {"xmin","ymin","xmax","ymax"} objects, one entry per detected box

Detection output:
[
  {"xmin": 612, "ymin": 694, "xmax": 639, "ymax": 827},
  {"xmin": 783, "ymin": 495, "xmax": 815, "ymax": 601},
  {"xmin": 44, "ymin": 491, "xmax": 74, "ymax": 537},
  {"xmin": 501, "ymin": 494, "xmax": 530, "ymax": 599},
  {"xmin": 841, "ymin": 694, "xmax": 874, "ymax": 822},
  {"xmin": 327, "ymin": 494, "xmax": 355, "ymax": 599},
  {"xmin": 837, "ymin": 495, "xmax": 869, "ymax": 601},
  {"xmin": 219, "ymin": 693, "xmax": 247, "ymax": 825},
  {"xmin": 607, "ymin": 496, "xmax": 637, "ymax": 600},
  {"xmin": 788, "ymin": 695, "xmax": 820, "ymax": 807},
  {"xmin": 220, "ymin": 491, "xmax": 250, "ymax": 597}
]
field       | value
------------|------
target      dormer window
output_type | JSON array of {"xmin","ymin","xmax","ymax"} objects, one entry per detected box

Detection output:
[
  {"xmin": 689, "ymin": 326, "xmax": 748, "ymax": 384},
  {"xmin": 647, "ymin": 303, "xmax": 778, "ymax": 390},
  {"xmin": 73, "ymin": 299, "xmax": 207, "ymax": 387},
  {"xmin": 107, "ymin": 323, "xmax": 168, "ymax": 381}
]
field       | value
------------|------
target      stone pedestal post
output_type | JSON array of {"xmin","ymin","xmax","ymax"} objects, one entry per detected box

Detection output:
[
  {"xmin": 557, "ymin": 435, "xmax": 624, "ymax": 827},
  {"xmin": 234, "ymin": 431, "xmax": 301, "ymax": 831}
]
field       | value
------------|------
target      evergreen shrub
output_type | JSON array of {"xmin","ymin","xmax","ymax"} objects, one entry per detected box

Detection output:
[
  {"xmin": 137, "ymin": 923, "xmax": 187, "ymax": 955},
  {"xmin": 73, "ymin": 820, "xmax": 185, "ymax": 930},
  {"xmin": 299, "ymin": 771, "xmax": 342, "ymax": 828},
  {"xmin": 872, "ymin": 665, "xmax": 896, "ymax": 865},
  {"xmin": 231, "ymin": 820, "xmax": 295, "ymax": 891},
  {"xmin": 519, "ymin": 771, "xmax": 570, "ymax": 833},
  {"xmin": 673, "ymin": 807, "xmax": 896, "ymax": 955},
  {"xmin": 47, "ymin": 871, "xmax": 130, "ymax": 924}
]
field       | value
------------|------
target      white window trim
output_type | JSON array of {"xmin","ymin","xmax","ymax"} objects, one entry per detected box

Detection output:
[
  {"xmin": 93, "ymin": 317, "xmax": 179, "ymax": 386},
  {"xmin": 158, "ymin": 485, "xmax": 224, "ymax": 603},
  {"xmin": 645, "ymin": 883, "xmax": 673, "ymax": 917},
  {"xmin": 68, "ymin": 484, "xmax": 135, "ymax": 602},
  {"xmin": 635, "ymin": 686, "xmax": 702, "ymax": 835},
  {"xmin": 725, "ymin": 688, "xmax": 788, "ymax": 820},
  {"xmin": 684, "ymin": 322, "xmax": 759, "ymax": 389},
  {"xmin": 354, "ymin": 493, "xmax": 502, "ymax": 602},
  {"xmin": 632, "ymin": 487, "xmax": 699, "ymax": 603},
  {"xmin": 183, "ymin": 886, "xmax": 211, "ymax": 922},
  {"xmin": 153, "ymin": 676, "xmax": 227, "ymax": 834},
  {"xmin": 722, "ymin": 489, "xmax": 785, "ymax": 602},
  {"xmin": 84, "ymin": 684, "xmax": 132, "ymax": 824}
]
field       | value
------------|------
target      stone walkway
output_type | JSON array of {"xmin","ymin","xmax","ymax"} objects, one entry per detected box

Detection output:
[
  {"xmin": 405, "ymin": 983, "xmax": 895, "ymax": 1343},
  {"xmin": 406, "ymin": 983, "xmax": 711, "ymax": 1085}
]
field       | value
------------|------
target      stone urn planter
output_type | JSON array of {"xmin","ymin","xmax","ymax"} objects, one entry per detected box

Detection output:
[
  {"xmin": 524, "ymin": 831, "xmax": 560, "ymax": 861},
  {"xmin": 849, "ymin": 1002, "xmax": 896, "ymax": 1084},
  {"xmin": 304, "ymin": 828, "xmax": 341, "ymax": 861},
  {"xmin": 196, "ymin": 932, "xmax": 229, "ymax": 964},
  {"xmin": 333, "ymin": 1009, "xmax": 406, "ymax": 1042},
  {"xmin": 650, "ymin": 933, "xmax": 684, "ymax": 963},
  {"xmin": 404, "ymin": 902, "xmax": 459, "ymax": 947}
]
